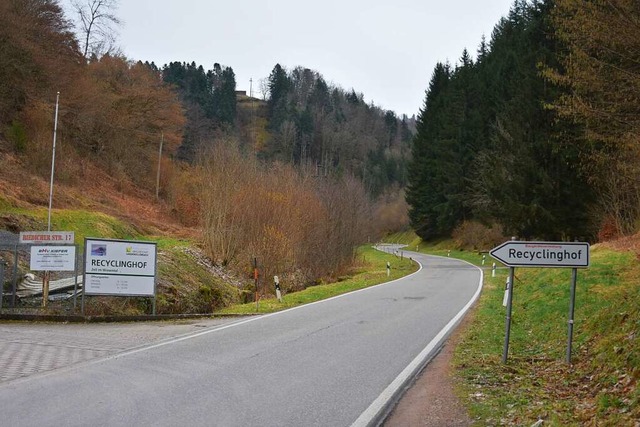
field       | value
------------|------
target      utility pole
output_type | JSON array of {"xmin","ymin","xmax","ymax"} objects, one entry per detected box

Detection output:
[
  {"xmin": 156, "ymin": 131, "xmax": 164, "ymax": 200},
  {"xmin": 44, "ymin": 91, "xmax": 60, "ymax": 307},
  {"xmin": 250, "ymin": 78, "xmax": 256, "ymax": 156}
]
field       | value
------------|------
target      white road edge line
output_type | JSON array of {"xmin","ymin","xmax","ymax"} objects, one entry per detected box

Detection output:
[{"xmin": 350, "ymin": 253, "xmax": 484, "ymax": 427}]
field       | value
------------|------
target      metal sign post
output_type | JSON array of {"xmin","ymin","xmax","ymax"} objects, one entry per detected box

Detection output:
[
  {"xmin": 566, "ymin": 268, "xmax": 578, "ymax": 363},
  {"xmin": 502, "ymin": 267, "xmax": 515, "ymax": 363},
  {"xmin": 81, "ymin": 245, "xmax": 86, "ymax": 316},
  {"xmin": 11, "ymin": 245, "xmax": 18, "ymax": 308},
  {"xmin": 0, "ymin": 261, "xmax": 5, "ymax": 312},
  {"xmin": 73, "ymin": 244, "xmax": 79, "ymax": 311}
]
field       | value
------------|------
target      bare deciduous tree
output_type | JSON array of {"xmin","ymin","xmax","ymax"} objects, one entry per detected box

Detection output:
[
  {"xmin": 197, "ymin": 141, "xmax": 373, "ymax": 292},
  {"xmin": 258, "ymin": 78, "xmax": 269, "ymax": 101},
  {"xmin": 71, "ymin": 0, "xmax": 121, "ymax": 59}
]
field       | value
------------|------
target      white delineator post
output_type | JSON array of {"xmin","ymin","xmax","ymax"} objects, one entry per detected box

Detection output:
[
  {"xmin": 502, "ymin": 276, "xmax": 510, "ymax": 307},
  {"xmin": 274, "ymin": 275, "xmax": 282, "ymax": 302},
  {"xmin": 386, "ymin": 261, "xmax": 391, "ymax": 277}
]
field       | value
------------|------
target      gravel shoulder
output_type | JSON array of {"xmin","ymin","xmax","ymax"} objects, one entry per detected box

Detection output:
[{"xmin": 384, "ymin": 310, "xmax": 474, "ymax": 427}]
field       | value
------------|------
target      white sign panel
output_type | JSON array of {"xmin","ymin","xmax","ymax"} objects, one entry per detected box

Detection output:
[
  {"xmin": 84, "ymin": 238, "xmax": 157, "ymax": 296},
  {"xmin": 20, "ymin": 231, "xmax": 74, "ymax": 244},
  {"xmin": 30, "ymin": 246, "xmax": 76, "ymax": 271},
  {"xmin": 490, "ymin": 241, "xmax": 590, "ymax": 268},
  {"xmin": 84, "ymin": 274, "xmax": 156, "ymax": 296}
]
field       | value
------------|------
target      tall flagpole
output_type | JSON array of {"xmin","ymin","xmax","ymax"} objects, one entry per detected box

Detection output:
[
  {"xmin": 43, "ymin": 91, "xmax": 60, "ymax": 307},
  {"xmin": 47, "ymin": 91, "xmax": 60, "ymax": 231}
]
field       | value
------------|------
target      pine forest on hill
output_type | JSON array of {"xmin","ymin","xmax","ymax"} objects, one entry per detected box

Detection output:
[{"xmin": 0, "ymin": 0, "xmax": 412, "ymax": 301}]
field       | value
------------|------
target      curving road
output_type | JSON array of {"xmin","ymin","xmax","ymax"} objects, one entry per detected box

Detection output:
[{"xmin": 0, "ymin": 247, "xmax": 481, "ymax": 427}]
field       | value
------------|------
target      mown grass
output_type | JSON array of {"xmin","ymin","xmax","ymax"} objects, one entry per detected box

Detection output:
[
  {"xmin": 411, "ymin": 237, "xmax": 639, "ymax": 425},
  {"xmin": 0, "ymin": 201, "xmax": 139, "ymax": 244},
  {"xmin": 216, "ymin": 245, "xmax": 418, "ymax": 315},
  {"xmin": 384, "ymin": 230, "xmax": 420, "ymax": 246}
]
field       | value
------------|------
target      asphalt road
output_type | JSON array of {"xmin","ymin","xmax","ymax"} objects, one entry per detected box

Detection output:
[{"xmin": 0, "ymin": 248, "xmax": 481, "ymax": 427}]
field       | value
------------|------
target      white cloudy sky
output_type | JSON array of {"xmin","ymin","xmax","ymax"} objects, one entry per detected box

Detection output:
[{"xmin": 64, "ymin": 0, "xmax": 515, "ymax": 117}]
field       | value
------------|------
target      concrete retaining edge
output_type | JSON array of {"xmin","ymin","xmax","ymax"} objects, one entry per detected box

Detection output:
[{"xmin": 0, "ymin": 312, "xmax": 258, "ymax": 323}]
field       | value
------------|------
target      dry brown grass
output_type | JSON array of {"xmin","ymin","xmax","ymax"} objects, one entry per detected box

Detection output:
[{"xmin": 0, "ymin": 146, "xmax": 195, "ymax": 238}]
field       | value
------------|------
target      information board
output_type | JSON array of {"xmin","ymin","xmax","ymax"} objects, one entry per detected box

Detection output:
[
  {"xmin": 84, "ymin": 238, "xmax": 157, "ymax": 296},
  {"xmin": 30, "ymin": 246, "xmax": 76, "ymax": 271}
]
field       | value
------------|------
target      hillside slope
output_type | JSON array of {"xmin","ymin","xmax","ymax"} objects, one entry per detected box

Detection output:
[{"xmin": 0, "ymin": 140, "xmax": 247, "ymax": 315}]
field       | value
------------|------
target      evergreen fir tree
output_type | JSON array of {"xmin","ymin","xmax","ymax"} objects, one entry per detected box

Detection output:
[{"xmin": 267, "ymin": 64, "xmax": 291, "ymax": 130}]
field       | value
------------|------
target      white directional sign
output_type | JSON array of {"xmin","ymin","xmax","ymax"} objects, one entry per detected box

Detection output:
[{"xmin": 490, "ymin": 241, "xmax": 590, "ymax": 268}]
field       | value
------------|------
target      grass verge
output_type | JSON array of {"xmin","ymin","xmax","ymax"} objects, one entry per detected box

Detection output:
[
  {"xmin": 411, "ymin": 238, "xmax": 639, "ymax": 425},
  {"xmin": 216, "ymin": 245, "xmax": 418, "ymax": 315}
]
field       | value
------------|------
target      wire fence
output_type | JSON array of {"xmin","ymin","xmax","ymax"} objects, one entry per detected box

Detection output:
[{"xmin": 0, "ymin": 231, "xmax": 82, "ymax": 313}]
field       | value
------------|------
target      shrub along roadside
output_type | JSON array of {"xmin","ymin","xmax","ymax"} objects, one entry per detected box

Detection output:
[
  {"xmin": 411, "ymin": 239, "xmax": 639, "ymax": 425},
  {"xmin": 215, "ymin": 245, "xmax": 418, "ymax": 315}
]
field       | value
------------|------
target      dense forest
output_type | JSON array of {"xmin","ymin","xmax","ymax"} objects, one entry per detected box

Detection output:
[
  {"xmin": 0, "ymin": 0, "xmax": 411, "ymax": 290},
  {"xmin": 158, "ymin": 60, "xmax": 413, "ymax": 198},
  {"xmin": 406, "ymin": 0, "xmax": 640, "ymax": 245}
]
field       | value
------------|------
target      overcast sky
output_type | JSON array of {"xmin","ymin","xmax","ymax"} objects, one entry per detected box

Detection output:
[{"xmin": 65, "ymin": 0, "xmax": 515, "ymax": 117}]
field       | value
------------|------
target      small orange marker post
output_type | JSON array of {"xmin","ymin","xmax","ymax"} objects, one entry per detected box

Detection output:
[{"xmin": 253, "ymin": 257, "xmax": 259, "ymax": 311}]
